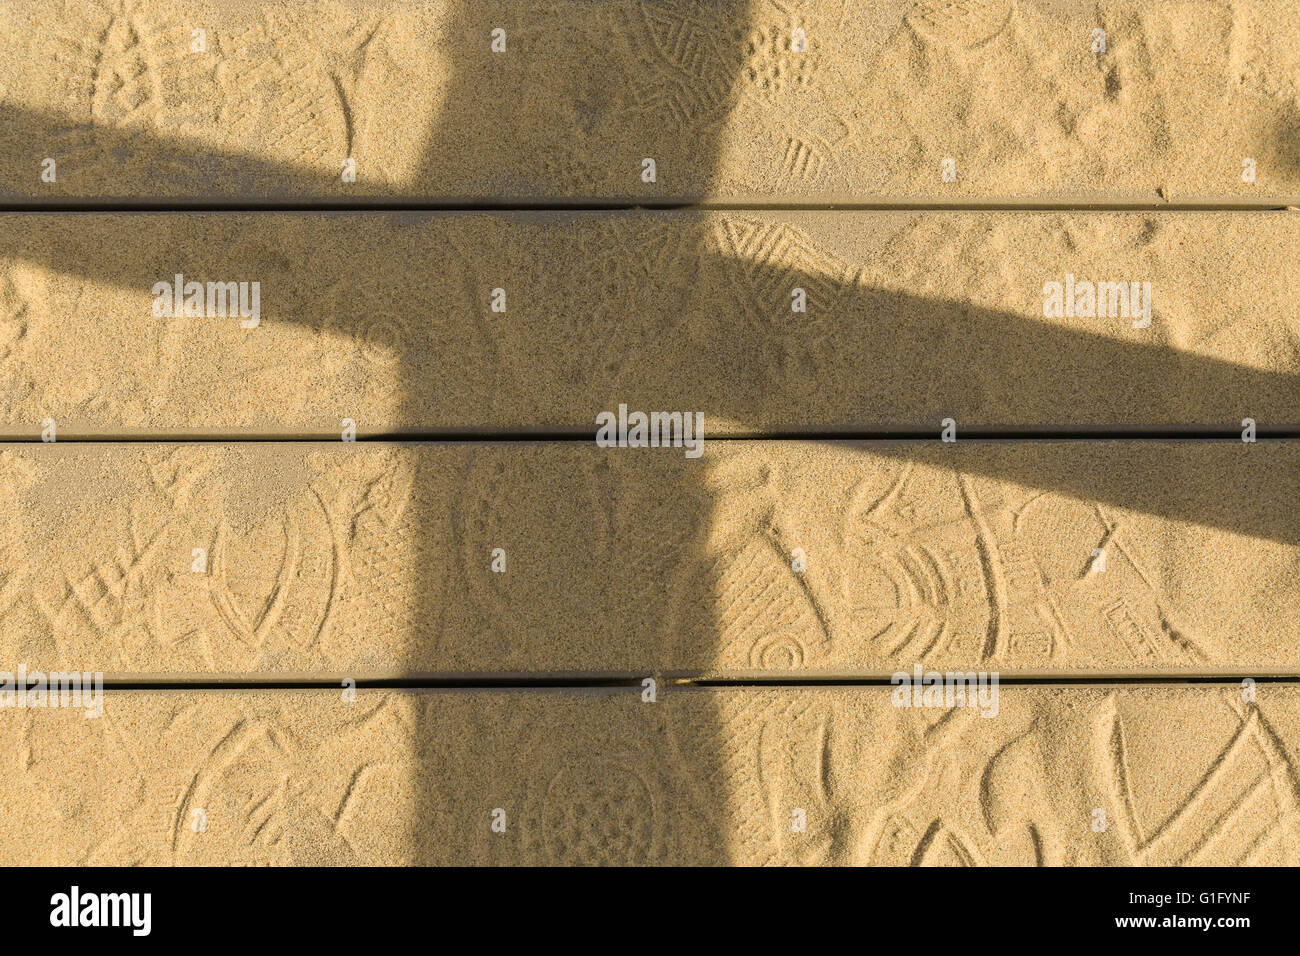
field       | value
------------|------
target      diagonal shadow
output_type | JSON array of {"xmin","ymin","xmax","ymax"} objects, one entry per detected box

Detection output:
[
  {"xmin": 0, "ymin": 104, "xmax": 343, "ymax": 201},
  {"xmin": 0, "ymin": 0, "xmax": 1297, "ymax": 864},
  {"xmin": 0, "ymin": 178, "xmax": 1295, "ymax": 545}
]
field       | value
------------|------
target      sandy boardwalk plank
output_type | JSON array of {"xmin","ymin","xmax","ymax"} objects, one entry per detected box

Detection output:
[
  {"xmin": 2, "ymin": 685, "xmax": 1297, "ymax": 865},
  {"xmin": 0, "ymin": 211, "xmax": 1297, "ymax": 436},
  {"xmin": 0, "ymin": 440, "xmax": 1294, "ymax": 677},
  {"xmin": 1, "ymin": 1, "xmax": 1298, "ymax": 203}
]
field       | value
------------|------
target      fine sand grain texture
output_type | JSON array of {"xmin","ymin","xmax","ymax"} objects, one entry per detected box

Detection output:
[
  {"xmin": 1, "ymin": 0, "xmax": 1298, "ymax": 871},
  {"xmin": 1, "ymin": 1, "xmax": 1299, "ymax": 202},
  {"xmin": 0, "ymin": 211, "xmax": 1297, "ymax": 437},
  {"xmin": 0, "ymin": 686, "xmax": 1296, "ymax": 865},
  {"xmin": 0, "ymin": 441, "xmax": 1294, "ymax": 677}
]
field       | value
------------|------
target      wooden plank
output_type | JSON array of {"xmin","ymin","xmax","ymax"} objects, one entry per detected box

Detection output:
[
  {"xmin": 0, "ymin": 440, "xmax": 1294, "ymax": 677},
  {"xmin": 0, "ymin": 211, "xmax": 1297, "ymax": 436},
  {"xmin": 1, "ymin": 1, "xmax": 1298, "ymax": 203},
  {"xmin": 3, "ymin": 685, "xmax": 1297, "ymax": 864}
]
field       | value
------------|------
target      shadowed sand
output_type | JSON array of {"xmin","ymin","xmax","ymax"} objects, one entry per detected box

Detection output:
[
  {"xmin": 2, "ymin": 0, "xmax": 1299, "ymax": 866},
  {"xmin": 2, "ymin": 0, "xmax": 1300, "ymax": 203},
  {"xmin": 1, "ymin": 685, "xmax": 1298, "ymax": 865},
  {"xmin": 0, "ymin": 211, "xmax": 1298, "ymax": 436},
  {"xmin": 0, "ymin": 440, "xmax": 1295, "ymax": 677}
]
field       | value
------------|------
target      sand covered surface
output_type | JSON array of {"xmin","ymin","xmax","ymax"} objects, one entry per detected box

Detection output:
[
  {"xmin": 1, "ymin": 685, "xmax": 1297, "ymax": 865},
  {"xmin": 0, "ymin": 440, "xmax": 1293, "ymax": 677},
  {"xmin": 2, "ymin": 0, "xmax": 1298, "ymax": 868},
  {"xmin": 0, "ymin": 211, "xmax": 1297, "ymax": 436},
  {"xmin": 1, "ymin": 1, "xmax": 1299, "ymax": 202}
]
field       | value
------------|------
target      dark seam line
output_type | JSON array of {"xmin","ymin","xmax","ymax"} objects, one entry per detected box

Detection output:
[
  {"xmin": 681, "ymin": 675, "xmax": 1300, "ymax": 687},
  {"xmin": 0, "ymin": 201, "xmax": 1294, "ymax": 213},
  {"xmin": 2, "ymin": 431, "xmax": 1297, "ymax": 443},
  {"xmin": 92, "ymin": 678, "xmax": 645, "ymax": 690},
  {"xmin": 68, "ymin": 675, "xmax": 1300, "ymax": 691}
]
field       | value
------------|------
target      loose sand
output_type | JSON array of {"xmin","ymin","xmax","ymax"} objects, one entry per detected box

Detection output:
[
  {"xmin": 1, "ymin": 0, "xmax": 1297, "ymax": 868},
  {"xmin": 1, "ymin": 1, "xmax": 1298, "ymax": 202},
  {"xmin": 0, "ymin": 440, "xmax": 1293, "ymax": 677},
  {"xmin": 1, "ymin": 686, "xmax": 1296, "ymax": 865},
  {"xmin": 0, "ymin": 211, "xmax": 1296, "ymax": 437}
]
